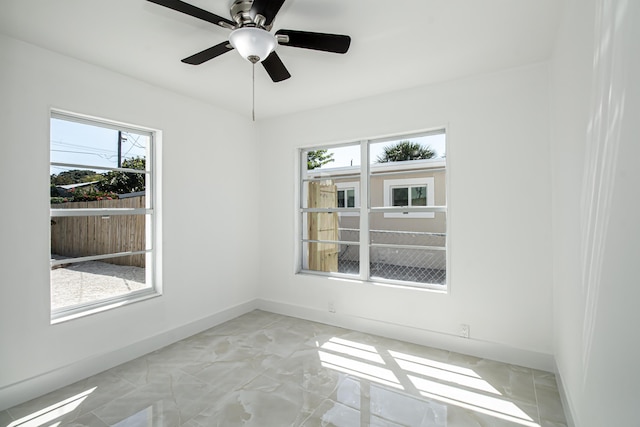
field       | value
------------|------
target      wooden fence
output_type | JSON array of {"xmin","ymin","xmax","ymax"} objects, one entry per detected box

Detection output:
[{"xmin": 51, "ymin": 196, "xmax": 146, "ymax": 267}]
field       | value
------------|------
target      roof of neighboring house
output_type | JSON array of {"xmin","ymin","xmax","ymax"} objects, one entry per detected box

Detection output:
[
  {"xmin": 57, "ymin": 180, "xmax": 101, "ymax": 190},
  {"xmin": 307, "ymin": 158, "xmax": 446, "ymax": 178}
]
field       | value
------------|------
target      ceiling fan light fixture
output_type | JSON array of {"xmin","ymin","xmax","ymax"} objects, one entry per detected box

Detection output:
[{"xmin": 229, "ymin": 27, "xmax": 276, "ymax": 64}]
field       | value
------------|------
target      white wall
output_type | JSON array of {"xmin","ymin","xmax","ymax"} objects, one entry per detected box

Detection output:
[
  {"xmin": 551, "ymin": 0, "xmax": 640, "ymax": 425},
  {"xmin": 0, "ymin": 35, "xmax": 260, "ymax": 409},
  {"xmin": 257, "ymin": 63, "xmax": 555, "ymax": 369}
]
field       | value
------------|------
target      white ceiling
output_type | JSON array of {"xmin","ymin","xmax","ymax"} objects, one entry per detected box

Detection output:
[{"xmin": 0, "ymin": 0, "xmax": 563, "ymax": 120}]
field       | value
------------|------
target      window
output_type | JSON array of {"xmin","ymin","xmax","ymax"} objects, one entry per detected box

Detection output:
[
  {"xmin": 338, "ymin": 188, "xmax": 355, "ymax": 208},
  {"xmin": 299, "ymin": 131, "xmax": 447, "ymax": 289},
  {"xmin": 383, "ymin": 178, "xmax": 435, "ymax": 218},
  {"xmin": 50, "ymin": 110, "xmax": 159, "ymax": 321},
  {"xmin": 336, "ymin": 182, "xmax": 360, "ymax": 216}
]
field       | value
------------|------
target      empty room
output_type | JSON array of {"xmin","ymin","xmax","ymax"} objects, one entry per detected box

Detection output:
[{"xmin": 0, "ymin": 0, "xmax": 638, "ymax": 426}]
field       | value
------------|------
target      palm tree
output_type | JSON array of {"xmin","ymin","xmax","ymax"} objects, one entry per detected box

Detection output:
[{"xmin": 376, "ymin": 141, "xmax": 435, "ymax": 163}]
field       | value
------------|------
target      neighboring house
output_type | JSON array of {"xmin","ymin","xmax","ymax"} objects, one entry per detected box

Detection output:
[
  {"xmin": 305, "ymin": 158, "xmax": 447, "ymax": 276},
  {"xmin": 56, "ymin": 180, "xmax": 101, "ymax": 191},
  {"xmin": 54, "ymin": 180, "xmax": 101, "ymax": 197}
]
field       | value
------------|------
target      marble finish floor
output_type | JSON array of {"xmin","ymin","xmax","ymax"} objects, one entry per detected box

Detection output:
[{"xmin": 1, "ymin": 310, "xmax": 567, "ymax": 426}]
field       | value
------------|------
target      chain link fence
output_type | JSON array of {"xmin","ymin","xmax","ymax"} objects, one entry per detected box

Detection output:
[{"xmin": 337, "ymin": 229, "xmax": 446, "ymax": 285}]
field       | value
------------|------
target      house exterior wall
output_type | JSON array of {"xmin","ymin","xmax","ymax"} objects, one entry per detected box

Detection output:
[{"xmin": 369, "ymin": 169, "xmax": 446, "ymax": 233}]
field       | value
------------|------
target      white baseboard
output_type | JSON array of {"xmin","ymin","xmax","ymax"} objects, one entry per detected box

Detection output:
[
  {"xmin": 1, "ymin": 298, "xmax": 557, "ymax": 412},
  {"xmin": 257, "ymin": 298, "xmax": 555, "ymax": 372},
  {"xmin": 0, "ymin": 299, "xmax": 258, "ymax": 412}
]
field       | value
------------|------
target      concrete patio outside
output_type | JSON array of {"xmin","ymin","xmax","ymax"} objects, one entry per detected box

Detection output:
[{"xmin": 51, "ymin": 258, "xmax": 147, "ymax": 310}]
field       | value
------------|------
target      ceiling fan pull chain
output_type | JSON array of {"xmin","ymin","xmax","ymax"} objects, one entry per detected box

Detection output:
[{"xmin": 252, "ymin": 62, "xmax": 256, "ymax": 122}]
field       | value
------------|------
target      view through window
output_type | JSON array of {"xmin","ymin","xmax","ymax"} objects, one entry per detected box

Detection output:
[
  {"xmin": 300, "ymin": 131, "xmax": 447, "ymax": 288},
  {"xmin": 50, "ymin": 111, "xmax": 157, "ymax": 319}
]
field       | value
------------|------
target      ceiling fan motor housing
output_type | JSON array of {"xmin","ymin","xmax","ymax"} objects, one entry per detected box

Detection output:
[{"xmin": 231, "ymin": 0, "xmax": 265, "ymax": 27}]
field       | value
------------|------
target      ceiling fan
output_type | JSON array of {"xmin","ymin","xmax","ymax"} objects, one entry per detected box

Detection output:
[{"xmin": 147, "ymin": 0, "xmax": 352, "ymax": 83}]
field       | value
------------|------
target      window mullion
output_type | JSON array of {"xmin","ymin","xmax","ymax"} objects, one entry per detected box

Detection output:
[{"xmin": 359, "ymin": 140, "xmax": 370, "ymax": 281}]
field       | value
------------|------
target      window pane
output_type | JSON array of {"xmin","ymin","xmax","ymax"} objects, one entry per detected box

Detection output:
[
  {"xmin": 304, "ymin": 213, "xmax": 360, "ymax": 242},
  {"xmin": 51, "ymin": 118, "xmax": 148, "ymax": 169},
  {"xmin": 51, "ymin": 165, "xmax": 147, "ymax": 201},
  {"xmin": 303, "ymin": 242, "xmax": 359, "ymax": 276},
  {"xmin": 370, "ymin": 134, "xmax": 445, "ymax": 209},
  {"xmin": 304, "ymin": 212, "xmax": 339, "ymax": 242},
  {"xmin": 392, "ymin": 187, "xmax": 409, "ymax": 206},
  {"xmin": 369, "ymin": 212, "xmax": 446, "ymax": 243},
  {"xmin": 303, "ymin": 210, "xmax": 359, "ymax": 275},
  {"xmin": 304, "ymin": 144, "xmax": 361, "ymax": 172},
  {"xmin": 302, "ymin": 180, "xmax": 338, "ymax": 209},
  {"xmin": 347, "ymin": 189, "xmax": 355, "ymax": 208},
  {"xmin": 337, "ymin": 190, "xmax": 345, "ymax": 208},
  {"xmin": 370, "ymin": 246, "xmax": 446, "ymax": 285},
  {"xmin": 51, "ymin": 256, "xmax": 148, "ymax": 310},
  {"xmin": 370, "ymin": 134, "xmax": 445, "ymax": 166},
  {"xmin": 51, "ymin": 213, "xmax": 147, "ymax": 259},
  {"xmin": 369, "ymin": 211, "xmax": 446, "ymax": 286},
  {"xmin": 411, "ymin": 186, "xmax": 427, "ymax": 206}
]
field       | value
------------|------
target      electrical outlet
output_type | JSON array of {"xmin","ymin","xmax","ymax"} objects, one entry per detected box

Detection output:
[
  {"xmin": 460, "ymin": 323, "xmax": 470, "ymax": 338},
  {"xmin": 328, "ymin": 302, "xmax": 336, "ymax": 313}
]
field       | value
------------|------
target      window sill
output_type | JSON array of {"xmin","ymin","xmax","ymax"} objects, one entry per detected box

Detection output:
[
  {"xmin": 51, "ymin": 290, "xmax": 161, "ymax": 325},
  {"xmin": 297, "ymin": 270, "xmax": 447, "ymax": 294}
]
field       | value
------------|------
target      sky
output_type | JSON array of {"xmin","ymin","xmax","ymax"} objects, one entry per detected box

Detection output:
[{"xmin": 50, "ymin": 118, "xmax": 148, "ymax": 175}]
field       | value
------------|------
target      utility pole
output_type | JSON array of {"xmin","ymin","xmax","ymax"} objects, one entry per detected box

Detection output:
[{"xmin": 117, "ymin": 131, "xmax": 122, "ymax": 168}]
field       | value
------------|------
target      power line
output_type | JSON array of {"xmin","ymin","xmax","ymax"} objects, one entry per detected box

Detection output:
[{"xmin": 51, "ymin": 149, "xmax": 118, "ymax": 160}]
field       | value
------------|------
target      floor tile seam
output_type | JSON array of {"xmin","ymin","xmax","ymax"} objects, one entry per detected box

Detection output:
[
  {"xmin": 259, "ymin": 314, "xmax": 289, "ymax": 329},
  {"xmin": 113, "ymin": 369, "xmax": 146, "ymax": 389},
  {"xmin": 299, "ymin": 397, "xmax": 350, "ymax": 426},
  {"xmin": 293, "ymin": 397, "xmax": 331, "ymax": 427},
  {"xmin": 76, "ymin": 378, "xmax": 145, "ymax": 421},
  {"xmin": 538, "ymin": 416, "xmax": 568, "ymax": 427},
  {"xmin": 292, "ymin": 392, "xmax": 334, "ymax": 426},
  {"xmin": 88, "ymin": 409, "xmax": 110, "ymax": 427},
  {"xmin": 306, "ymin": 396, "xmax": 412, "ymax": 427},
  {"xmin": 534, "ymin": 382, "xmax": 562, "ymax": 394},
  {"xmin": 532, "ymin": 370, "xmax": 542, "ymax": 424}
]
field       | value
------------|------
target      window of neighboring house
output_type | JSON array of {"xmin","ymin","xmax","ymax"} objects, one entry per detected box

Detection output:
[
  {"xmin": 337, "ymin": 188, "xmax": 355, "ymax": 208},
  {"xmin": 299, "ymin": 130, "xmax": 447, "ymax": 289},
  {"xmin": 336, "ymin": 182, "xmax": 360, "ymax": 217},
  {"xmin": 50, "ymin": 110, "xmax": 160, "ymax": 322},
  {"xmin": 383, "ymin": 177, "xmax": 435, "ymax": 218}
]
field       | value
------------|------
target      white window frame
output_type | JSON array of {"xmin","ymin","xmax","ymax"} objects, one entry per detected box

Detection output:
[
  {"xmin": 49, "ymin": 110, "xmax": 161, "ymax": 323},
  {"xmin": 383, "ymin": 177, "xmax": 435, "ymax": 218},
  {"xmin": 298, "ymin": 130, "xmax": 447, "ymax": 290}
]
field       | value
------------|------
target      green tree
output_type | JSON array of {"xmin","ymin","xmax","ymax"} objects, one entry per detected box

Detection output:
[
  {"xmin": 307, "ymin": 149, "xmax": 334, "ymax": 170},
  {"xmin": 50, "ymin": 169, "xmax": 102, "ymax": 186},
  {"xmin": 98, "ymin": 157, "xmax": 146, "ymax": 194},
  {"xmin": 376, "ymin": 141, "xmax": 436, "ymax": 163}
]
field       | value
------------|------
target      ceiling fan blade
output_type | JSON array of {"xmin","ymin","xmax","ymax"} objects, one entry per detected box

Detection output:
[
  {"xmin": 250, "ymin": 0, "xmax": 286, "ymax": 26},
  {"xmin": 181, "ymin": 42, "xmax": 234, "ymax": 65},
  {"xmin": 147, "ymin": 0, "xmax": 235, "ymax": 28},
  {"xmin": 276, "ymin": 29, "xmax": 351, "ymax": 54},
  {"xmin": 262, "ymin": 52, "xmax": 291, "ymax": 82}
]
